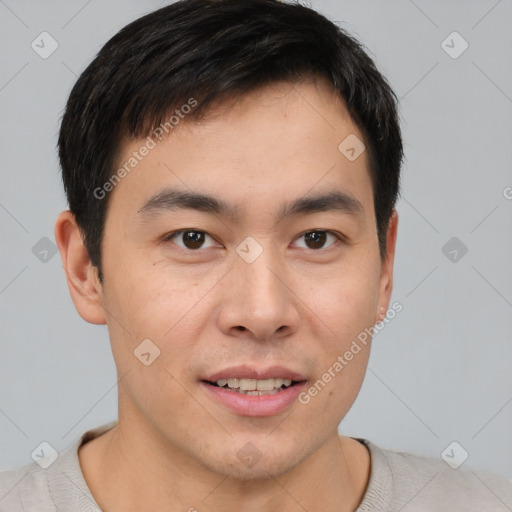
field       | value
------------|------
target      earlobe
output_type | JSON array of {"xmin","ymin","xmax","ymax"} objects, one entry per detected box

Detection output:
[
  {"xmin": 54, "ymin": 210, "xmax": 107, "ymax": 325},
  {"xmin": 375, "ymin": 305, "xmax": 386, "ymax": 324}
]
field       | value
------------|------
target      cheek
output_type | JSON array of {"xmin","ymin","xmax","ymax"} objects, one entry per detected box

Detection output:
[
  {"xmin": 299, "ymin": 257, "xmax": 379, "ymax": 411},
  {"xmin": 103, "ymin": 262, "xmax": 225, "ymax": 380},
  {"xmin": 104, "ymin": 254, "xmax": 207, "ymax": 332},
  {"xmin": 301, "ymin": 257, "xmax": 380, "ymax": 344},
  {"xmin": 104, "ymin": 280, "xmax": 206, "ymax": 417}
]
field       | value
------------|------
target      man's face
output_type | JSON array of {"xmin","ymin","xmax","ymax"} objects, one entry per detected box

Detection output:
[{"xmin": 97, "ymin": 78, "xmax": 394, "ymax": 479}]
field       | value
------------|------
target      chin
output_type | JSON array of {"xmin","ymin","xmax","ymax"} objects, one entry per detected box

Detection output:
[{"xmin": 199, "ymin": 443, "xmax": 303, "ymax": 482}]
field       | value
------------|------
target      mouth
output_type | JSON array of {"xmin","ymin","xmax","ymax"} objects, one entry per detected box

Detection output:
[{"xmin": 199, "ymin": 365, "xmax": 308, "ymax": 416}]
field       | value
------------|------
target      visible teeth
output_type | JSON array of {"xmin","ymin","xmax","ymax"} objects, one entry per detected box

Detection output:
[
  {"xmin": 240, "ymin": 378, "xmax": 257, "ymax": 391},
  {"xmin": 227, "ymin": 378, "xmax": 239, "ymax": 389},
  {"xmin": 256, "ymin": 378, "xmax": 285, "ymax": 390},
  {"xmin": 244, "ymin": 389, "xmax": 280, "ymax": 395},
  {"xmin": 273, "ymin": 378, "xmax": 284, "ymax": 388},
  {"xmin": 215, "ymin": 377, "xmax": 294, "ymax": 391}
]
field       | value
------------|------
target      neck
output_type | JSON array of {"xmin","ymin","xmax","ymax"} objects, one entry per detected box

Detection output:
[{"xmin": 78, "ymin": 417, "xmax": 370, "ymax": 512}]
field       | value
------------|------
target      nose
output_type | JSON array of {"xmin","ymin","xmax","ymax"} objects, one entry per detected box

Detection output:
[{"xmin": 217, "ymin": 245, "xmax": 301, "ymax": 341}]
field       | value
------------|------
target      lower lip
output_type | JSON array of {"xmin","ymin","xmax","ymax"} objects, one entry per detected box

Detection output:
[{"xmin": 200, "ymin": 381, "xmax": 307, "ymax": 417}]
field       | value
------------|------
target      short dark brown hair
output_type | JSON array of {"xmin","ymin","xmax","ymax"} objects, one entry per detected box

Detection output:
[{"xmin": 58, "ymin": 0, "xmax": 403, "ymax": 283}]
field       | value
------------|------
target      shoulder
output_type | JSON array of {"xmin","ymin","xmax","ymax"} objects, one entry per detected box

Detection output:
[
  {"xmin": 0, "ymin": 421, "xmax": 116, "ymax": 512},
  {"xmin": 0, "ymin": 462, "xmax": 55, "ymax": 511},
  {"xmin": 362, "ymin": 439, "xmax": 512, "ymax": 511}
]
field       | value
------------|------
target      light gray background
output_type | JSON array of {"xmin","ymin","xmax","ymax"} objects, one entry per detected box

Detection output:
[{"xmin": 1, "ymin": 0, "xmax": 511, "ymax": 481}]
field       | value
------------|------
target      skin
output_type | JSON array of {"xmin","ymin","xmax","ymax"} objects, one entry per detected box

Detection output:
[{"xmin": 55, "ymin": 77, "xmax": 398, "ymax": 512}]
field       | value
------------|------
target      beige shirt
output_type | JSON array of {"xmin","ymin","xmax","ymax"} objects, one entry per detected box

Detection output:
[{"xmin": 1, "ymin": 421, "xmax": 511, "ymax": 511}]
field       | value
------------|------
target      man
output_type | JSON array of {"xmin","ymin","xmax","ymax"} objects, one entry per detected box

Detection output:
[{"xmin": 1, "ymin": 0, "xmax": 511, "ymax": 510}]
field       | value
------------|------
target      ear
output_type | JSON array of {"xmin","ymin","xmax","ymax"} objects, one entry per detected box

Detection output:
[
  {"xmin": 375, "ymin": 209, "xmax": 399, "ymax": 323},
  {"xmin": 54, "ymin": 210, "xmax": 107, "ymax": 325}
]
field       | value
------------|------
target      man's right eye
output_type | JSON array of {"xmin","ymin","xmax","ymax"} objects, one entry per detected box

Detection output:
[{"xmin": 163, "ymin": 230, "xmax": 219, "ymax": 250}]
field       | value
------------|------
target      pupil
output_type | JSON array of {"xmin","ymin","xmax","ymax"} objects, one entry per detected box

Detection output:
[
  {"xmin": 184, "ymin": 231, "xmax": 204, "ymax": 249},
  {"xmin": 305, "ymin": 231, "xmax": 326, "ymax": 249}
]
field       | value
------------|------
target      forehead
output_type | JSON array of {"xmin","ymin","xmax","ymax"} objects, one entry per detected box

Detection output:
[{"xmin": 108, "ymin": 79, "xmax": 373, "ymax": 223}]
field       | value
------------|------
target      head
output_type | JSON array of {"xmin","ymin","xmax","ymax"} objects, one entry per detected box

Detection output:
[{"xmin": 55, "ymin": 0, "xmax": 403, "ymax": 480}]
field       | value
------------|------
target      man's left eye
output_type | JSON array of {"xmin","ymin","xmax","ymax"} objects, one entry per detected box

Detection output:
[{"xmin": 293, "ymin": 230, "xmax": 341, "ymax": 250}]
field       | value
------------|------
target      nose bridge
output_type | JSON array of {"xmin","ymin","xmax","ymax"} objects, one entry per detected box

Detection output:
[
  {"xmin": 238, "ymin": 248, "xmax": 283, "ymax": 310},
  {"xmin": 219, "ymin": 238, "xmax": 299, "ymax": 339}
]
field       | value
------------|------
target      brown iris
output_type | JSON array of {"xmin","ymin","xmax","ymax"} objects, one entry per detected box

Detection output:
[
  {"xmin": 303, "ymin": 231, "xmax": 328, "ymax": 249},
  {"xmin": 181, "ymin": 230, "xmax": 205, "ymax": 249}
]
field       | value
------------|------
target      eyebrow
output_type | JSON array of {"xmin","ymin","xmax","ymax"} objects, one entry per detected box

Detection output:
[{"xmin": 136, "ymin": 187, "xmax": 365, "ymax": 224}]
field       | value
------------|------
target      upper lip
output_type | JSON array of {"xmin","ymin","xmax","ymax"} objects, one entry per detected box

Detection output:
[{"xmin": 203, "ymin": 365, "xmax": 307, "ymax": 382}]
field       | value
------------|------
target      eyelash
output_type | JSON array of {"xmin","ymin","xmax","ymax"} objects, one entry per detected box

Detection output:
[{"xmin": 162, "ymin": 229, "xmax": 346, "ymax": 252}]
